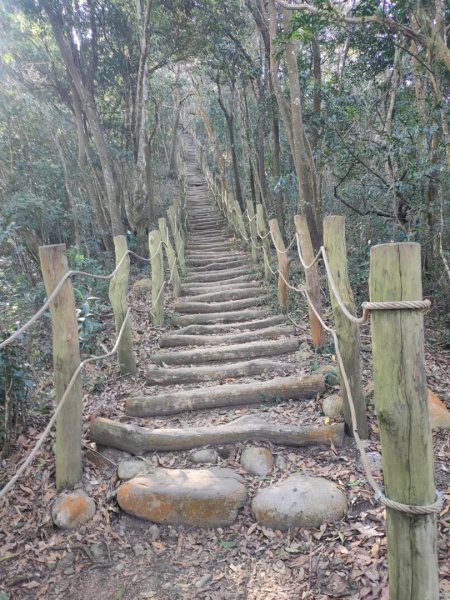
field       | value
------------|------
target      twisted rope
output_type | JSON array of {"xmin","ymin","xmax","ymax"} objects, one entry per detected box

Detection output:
[{"xmin": 0, "ymin": 309, "xmax": 132, "ymax": 501}]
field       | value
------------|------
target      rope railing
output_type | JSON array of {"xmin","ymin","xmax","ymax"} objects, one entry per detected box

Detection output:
[
  {"xmin": 0, "ymin": 227, "xmax": 181, "ymax": 498},
  {"xmin": 263, "ymin": 220, "xmax": 440, "ymax": 515},
  {"xmin": 192, "ymin": 134, "xmax": 443, "ymax": 592},
  {"xmin": 0, "ymin": 308, "xmax": 132, "ymax": 501},
  {"xmin": 224, "ymin": 193, "xmax": 441, "ymax": 516}
]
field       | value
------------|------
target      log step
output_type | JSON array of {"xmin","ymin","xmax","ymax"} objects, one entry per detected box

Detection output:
[
  {"xmin": 159, "ymin": 325, "xmax": 294, "ymax": 348},
  {"xmin": 172, "ymin": 308, "xmax": 270, "ymax": 327},
  {"xmin": 173, "ymin": 315, "xmax": 287, "ymax": 335},
  {"xmin": 180, "ymin": 281, "xmax": 261, "ymax": 296},
  {"xmin": 184, "ymin": 267, "xmax": 250, "ymax": 283},
  {"xmin": 145, "ymin": 358, "xmax": 299, "ymax": 385},
  {"xmin": 90, "ymin": 417, "xmax": 343, "ymax": 455},
  {"xmin": 126, "ymin": 374, "xmax": 324, "ymax": 416},
  {"xmin": 188, "ymin": 260, "xmax": 246, "ymax": 272},
  {"xmin": 149, "ymin": 338, "xmax": 300, "ymax": 365},
  {"xmin": 174, "ymin": 297, "xmax": 265, "ymax": 314},
  {"xmin": 182, "ymin": 288, "xmax": 263, "ymax": 303}
]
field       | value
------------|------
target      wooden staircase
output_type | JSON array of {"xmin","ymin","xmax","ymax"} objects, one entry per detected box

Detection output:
[{"xmin": 89, "ymin": 136, "xmax": 343, "ymax": 474}]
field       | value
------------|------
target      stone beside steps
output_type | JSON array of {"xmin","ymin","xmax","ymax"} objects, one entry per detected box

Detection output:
[{"xmin": 89, "ymin": 133, "xmax": 347, "ymax": 529}]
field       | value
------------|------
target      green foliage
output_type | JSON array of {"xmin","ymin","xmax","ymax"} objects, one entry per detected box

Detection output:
[
  {"xmin": 0, "ymin": 337, "xmax": 31, "ymax": 455},
  {"xmin": 75, "ymin": 297, "xmax": 103, "ymax": 352},
  {"xmin": 1, "ymin": 192, "xmax": 68, "ymax": 246}
]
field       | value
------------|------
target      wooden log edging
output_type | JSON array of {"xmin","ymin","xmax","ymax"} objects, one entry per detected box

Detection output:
[
  {"xmin": 126, "ymin": 373, "xmax": 324, "ymax": 416},
  {"xmin": 90, "ymin": 417, "xmax": 344, "ymax": 455}
]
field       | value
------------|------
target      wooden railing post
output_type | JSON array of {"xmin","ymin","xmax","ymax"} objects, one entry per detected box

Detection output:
[
  {"xmin": 294, "ymin": 215, "xmax": 325, "ymax": 348},
  {"xmin": 369, "ymin": 243, "xmax": 439, "ymax": 600},
  {"xmin": 167, "ymin": 206, "xmax": 186, "ymax": 275},
  {"xmin": 256, "ymin": 203, "xmax": 271, "ymax": 280},
  {"xmin": 39, "ymin": 244, "xmax": 82, "ymax": 489},
  {"xmin": 323, "ymin": 216, "xmax": 368, "ymax": 439},
  {"xmin": 148, "ymin": 230, "xmax": 164, "ymax": 327},
  {"xmin": 269, "ymin": 218, "xmax": 290, "ymax": 312},
  {"xmin": 233, "ymin": 198, "xmax": 248, "ymax": 244},
  {"xmin": 108, "ymin": 235, "xmax": 137, "ymax": 375},
  {"xmin": 246, "ymin": 199, "xmax": 258, "ymax": 263},
  {"xmin": 159, "ymin": 217, "xmax": 181, "ymax": 298}
]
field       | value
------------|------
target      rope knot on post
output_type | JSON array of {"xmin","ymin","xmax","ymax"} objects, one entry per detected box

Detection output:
[{"xmin": 378, "ymin": 491, "xmax": 444, "ymax": 516}]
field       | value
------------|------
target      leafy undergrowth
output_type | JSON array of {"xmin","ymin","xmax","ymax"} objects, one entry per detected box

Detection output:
[{"xmin": 0, "ymin": 287, "xmax": 449, "ymax": 600}]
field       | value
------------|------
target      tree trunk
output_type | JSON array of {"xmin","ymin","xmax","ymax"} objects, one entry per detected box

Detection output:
[
  {"xmin": 217, "ymin": 83, "xmax": 245, "ymax": 211},
  {"xmin": 282, "ymin": 8, "xmax": 322, "ymax": 250},
  {"xmin": 168, "ymin": 95, "xmax": 181, "ymax": 179},
  {"xmin": 41, "ymin": 1, "xmax": 123, "ymax": 235},
  {"xmin": 71, "ymin": 83, "xmax": 112, "ymax": 250}
]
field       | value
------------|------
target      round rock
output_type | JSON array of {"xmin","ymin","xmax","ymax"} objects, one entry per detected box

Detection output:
[
  {"xmin": 315, "ymin": 365, "xmax": 340, "ymax": 385},
  {"xmin": 132, "ymin": 278, "xmax": 151, "ymax": 297},
  {"xmin": 191, "ymin": 449, "xmax": 219, "ymax": 464},
  {"xmin": 322, "ymin": 395, "xmax": 344, "ymax": 418},
  {"xmin": 52, "ymin": 490, "xmax": 96, "ymax": 529},
  {"xmin": 240, "ymin": 447, "xmax": 274, "ymax": 476},
  {"xmin": 252, "ymin": 473, "xmax": 347, "ymax": 530},
  {"xmin": 118, "ymin": 458, "xmax": 150, "ymax": 481}
]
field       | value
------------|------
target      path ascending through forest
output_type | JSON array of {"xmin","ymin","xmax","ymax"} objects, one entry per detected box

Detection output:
[{"xmin": 89, "ymin": 134, "xmax": 345, "ymax": 526}]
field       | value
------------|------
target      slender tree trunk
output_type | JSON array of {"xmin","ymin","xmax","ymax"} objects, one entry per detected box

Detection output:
[
  {"xmin": 41, "ymin": 1, "xmax": 123, "ymax": 235},
  {"xmin": 281, "ymin": 7, "xmax": 322, "ymax": 249},
  {"xmin": 217, "ymin": 83, "xmax": 245, "ymax": 211},
  {"xmin": 169, "ymin": 93, "xmax": 182, "ymax": 179},
  {"xmin": 71, "ymin": 83, "xmax": 112, "ymax": 250},
  {"xmin": 311, "ymin": 35, "xmax": 322, "ymax": 147},
  {"xmin": 54, "ymin": 131, "xmax": 82, "ymax": 247},
  {"xmin": 271, "ymin": 104, "xmax": 286, "ymax": 228}
]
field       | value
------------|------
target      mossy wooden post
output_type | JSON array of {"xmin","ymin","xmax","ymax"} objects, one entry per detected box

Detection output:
[
  {"xmin": 369, "ymin": 243, "xmax": 439, "ymax": 600},
  {"xmin": 294, "ymin": 215, "xmax": 325, "ymax": 348},
  {"xmin": 233, "ymin": 199, "xmax": 248, "ymax": 245},
  {"xmin": 149, "ymin": 230, "xmax": 164, "ymax": 326},
  {"xmin": 246, "ymin": 200, "xmax": 258, "ymax": 263},
  {"xmin": 39, "ymin": 244, "xmax": 82, "ymax": 489},
  {"xmin": 224, "ymin": 190, "xmax": 234, "ymax": 232},
  {"xmin": 269, "ymin": 218, "xmax": 289, "ymax": 312},
  {"xmin": 256, "ymin": 203, "xmax": 271, "ymax": 280},
  {"xmin": 323, "ymin": 216, "xmax": 368, "ymax": 439},
  {"xmin": 167, "ymin": 206, "xmax": 186, "ymax": 275},
  {"xmin": 159, "ymin": 217, "xmax": 181, "ymax": 298},
  {"xmin": 174, "ymin": 197, "xmax": 186, "ymax": 244},
  {"xmin": 108, "ymin": 235, "xmax": 137, "ymax": 375},
  {"xmin": 226, "ymin": 191, "xmax": 240, "ymax": 238}
]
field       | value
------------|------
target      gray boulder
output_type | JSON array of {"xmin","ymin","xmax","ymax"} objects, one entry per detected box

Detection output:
[
  {"xmin": 322, "ymin": 395, "xmax": 344, "ymax": 418},
  {"xmin": 118, "ymin": 458, "xmax": 150, "ymax": 480},
  {"xmin": 252, "ymin": 473, "xmax": 347, "ymax": 530},
  {"xmin": 240, "ymin": 447, "xmax": 274, "ymax": 476}
]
